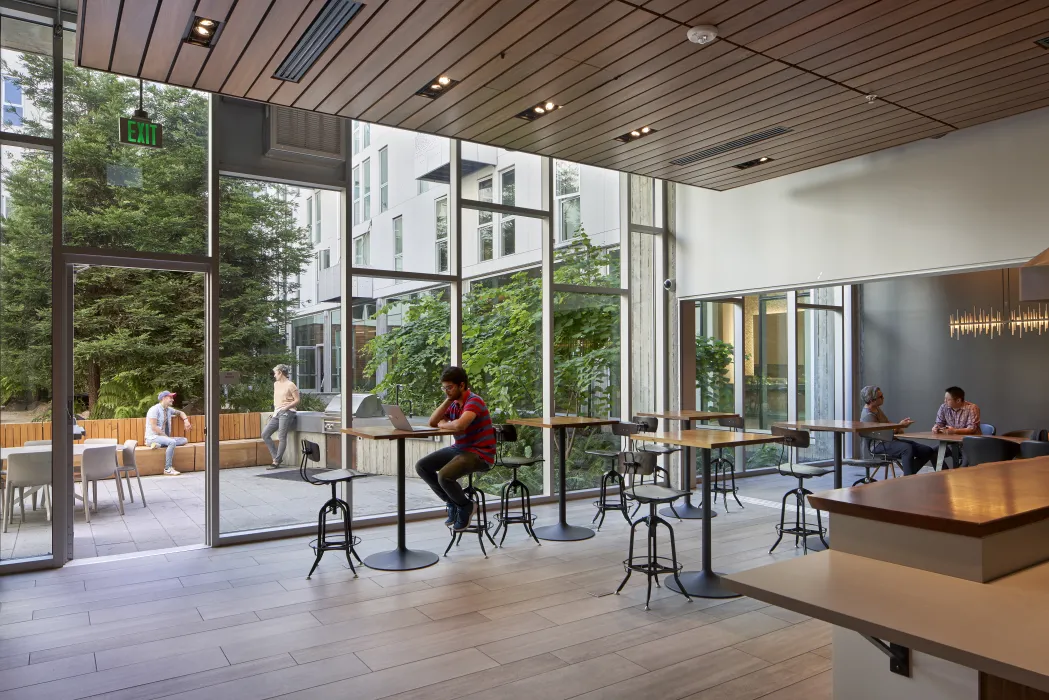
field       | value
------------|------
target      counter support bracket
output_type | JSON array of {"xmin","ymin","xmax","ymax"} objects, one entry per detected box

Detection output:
[{"xmin": 863, "ymin": 634, "xmax": 911, "ymax": 677}]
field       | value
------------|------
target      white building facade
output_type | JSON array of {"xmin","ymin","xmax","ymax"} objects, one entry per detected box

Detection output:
[{"xmin": 290, "ymin": 121, "xmax": 622, "ymax": 396}]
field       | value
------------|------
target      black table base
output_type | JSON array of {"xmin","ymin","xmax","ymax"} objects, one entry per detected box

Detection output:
[
  {"xmin": 363, "ymin": 548, "xmax": 439, "ymax": 571},
  {"xmin": 363, "ymin": 437, "xmax": 439, "ymax": 571},
  {"xmin": 664, "ymin": 570, "xmax": 739, "ymax": 599},
  {"xmin": 534, "ymin": 522, "xmax": 595, "ymax": 542},
  {"xmin": 536, "ymin": 425, "xmax": 596, "ymax": 542},
  {"xmin": 659, "ymin": 495, "xmax": 716, "ymax": 520}
]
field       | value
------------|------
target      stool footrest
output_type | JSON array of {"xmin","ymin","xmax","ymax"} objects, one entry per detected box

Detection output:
[
  {"xmin": 310, "ymin": 535, "xmax": 361, "ymax": 553},
  {"xmin": 622, "ymin": 555, "xmax": 683, "ymax": 577},
  {"xmin": 495, "ymin": 513, "xmax": 536, "ymax": 524}
]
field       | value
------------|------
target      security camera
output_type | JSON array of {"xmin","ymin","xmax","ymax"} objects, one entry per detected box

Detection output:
[
  {"xmin": 663, "ymin": 279, "xmax": 676, "ymax": 292},
  {"xmin": 687, "ymin": 25, "xmax": 719, "ymax": 45}
]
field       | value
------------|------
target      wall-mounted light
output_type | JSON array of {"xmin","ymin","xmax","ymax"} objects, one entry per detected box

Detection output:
[
  {"xmin": 185, "ymin": 16, "xmax": 222, "ymax": 48},
  {"xmin": 416, "ymin": 75, "xmax": 459, "ymax": 99},
  {"xmin": 615, "ymin": 126, "xmax": 656, "ymax": 143},
  {"xmin": 515, "ymin": 100, "xmax": 562, "ymax": 121}
]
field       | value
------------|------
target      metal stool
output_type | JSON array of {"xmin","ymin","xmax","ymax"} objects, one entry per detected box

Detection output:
[
  {"xmin": 769, "ymin": 427, "xmax": 830, "ymax": 554},
  {"xmin": 626, "ymin": 420, "xmax": 678, "ymax": 520},
  {"xmin": 444, "ymin": 471, "xmax": 499, "ymax": 558},
  {"xmin": 711, "ymin": 416, "xmax": 744, "ymax": 511},
  {"xmin": 588, "ymin": 422, "xmax": 639, "ymax": 530},
  {"xmin": 850, "ymin": 430, "xmax": 901, "ymax": 484},
  {"xmin": 492, "ymin": 424, "xmax": 542, "ymax": 546},
  {"xmin": 299, "ymin": 440, "xmax": 366, "ymax": 579},
  {"xmin": 614, "ymin": 451, "xmax": 692, "ymax": 610}
]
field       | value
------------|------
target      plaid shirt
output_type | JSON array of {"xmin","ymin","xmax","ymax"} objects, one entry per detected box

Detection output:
[{"xmin": 935, "ymin": 401, "xmax": 980, "ymax": 431}]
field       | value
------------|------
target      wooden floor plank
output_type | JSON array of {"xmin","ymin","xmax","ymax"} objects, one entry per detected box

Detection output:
[
  {"xmin": 682, "ymin": 652, "xmax": 832, "ymax": 700},
  {"xmin": 732, "ymin": 619, "xmax": 833, "ymax": 664},
  {"xmin": 381, "ymin": 653, "xmax": 568, "ymax": 700}
]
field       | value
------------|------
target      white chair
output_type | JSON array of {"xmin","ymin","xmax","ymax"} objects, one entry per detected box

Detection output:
[
  {"xmin": 80, "ymin": 445, "xmax": 124, "ymax": 522},
  {"xmin": 4, "ymin": 452, "xmax": 52, "ymax": 532},
  {"xmin": 118, "ymin": 440, "xmax": 146, "ymax": 506},
  {"xmin": 15, "ymin": 441, "xmax": 52, "ymax": 513}
]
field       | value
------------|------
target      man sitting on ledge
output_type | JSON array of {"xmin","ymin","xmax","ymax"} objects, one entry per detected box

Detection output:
[
  {"xmin": 145, "ymin": 390, "xmax": 191, "ymax": 476},
  {"xmin": 415, "ymin": 366, "xmax": 495, "ymax": 532}
]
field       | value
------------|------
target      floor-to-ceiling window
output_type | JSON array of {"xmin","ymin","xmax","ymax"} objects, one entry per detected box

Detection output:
[
  {"xmin": 696, "ymin": 301, "xmax": 736, "ymax": 413},
  {"xmin": 797, "ymin": 287, "xmax": 844, "ymax": 462}
]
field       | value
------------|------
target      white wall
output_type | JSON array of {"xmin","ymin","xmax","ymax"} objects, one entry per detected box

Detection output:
[{"xmin": 675, "ymin": 107, "xmax": 1049, "ymax": 298}]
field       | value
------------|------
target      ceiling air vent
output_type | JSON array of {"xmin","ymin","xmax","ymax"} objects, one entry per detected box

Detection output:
[
  {"xmin": 274, "ymin": 0, "xmax": 363, "ymax": 82},
  {"xmin": 669, "ymin": 126, "xmax": 791, "ymax": 167},
  {"xmin": 1036, "ymin": 37, "xmax": 1049, "ymax": 49},
  {"xmin": 266, "ymin": 106, "xmax": 345, "ymax": 162}
]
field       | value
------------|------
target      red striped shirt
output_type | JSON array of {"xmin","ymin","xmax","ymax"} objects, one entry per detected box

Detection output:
[{"xmin": 447, "ymin": 391, "xmax": 495, "ymax": 464}]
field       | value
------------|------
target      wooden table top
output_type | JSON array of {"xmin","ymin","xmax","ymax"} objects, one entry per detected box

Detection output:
[
  {"xmin": 507, "ymin": 416, "xmax": 620, "ymax": 429},
  {"xmin": 774, "ymin": 419, "xmax": 905, "ymax": 434},
  {"xmin": 636, "ymin": 410, "xmax": 739, "ymax": 421},
  {"xmin": 808, "ymin": 457, "xmax": 1049, "ymax": 537},
  {"xmin": 903, "ymin": 431, "xmax": 1028, "ymax": 444},
  {"xmin": 632, "ymin": 429, "xmax": 783, "ymax": 450},
  {"xmin": 341, "ymin": 426, "xmax": 460, "ymax": 440},
  {"xmin": 724, "ymin": 551, "xmax": 1049, "ymax": 693}
]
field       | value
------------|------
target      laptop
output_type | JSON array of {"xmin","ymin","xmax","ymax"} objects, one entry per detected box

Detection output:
[{"xmin": 382, "ymin": 405, "xmax": 433, "ymax": 432}]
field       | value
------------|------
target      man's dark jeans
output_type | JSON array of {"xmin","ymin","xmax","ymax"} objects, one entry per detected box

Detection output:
[
  {"xmin": 871, "ymin": 438, "xmax": 936, "ymax": 476},
  {"xmin": 415, "ymin": 446, "xmax": 490, "ymax": 508}
]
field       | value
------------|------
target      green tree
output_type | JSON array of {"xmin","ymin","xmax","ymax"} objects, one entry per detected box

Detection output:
[
  {"xmin": 696, "ymin": 335, "xmax": 735, "ymax": 412},
  {"xmin": 0, "ymin": 56, "xmax": 312, "ymax": 415},
  {"xmin": 362, "ymin": 229, "xmax": 621, "ymax": 492}
]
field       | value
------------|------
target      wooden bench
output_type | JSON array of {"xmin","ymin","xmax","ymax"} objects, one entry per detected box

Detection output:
[{"xmin": 130, "ymin": 438, "xmax": 279, "ymax": 476}]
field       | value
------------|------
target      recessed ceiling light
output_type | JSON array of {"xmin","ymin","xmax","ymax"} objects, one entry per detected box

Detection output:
[
  {"xmin": 515, "ymin": 100, "xmax": 563, "ymax": 121},
  {"xmin": 185, "ymin": 16, "xmax": 222, "ymax": 47},
  {"xmin": 416, "ymin": 75, "xmax": 460, "ymax": 99},
  {"xmin": 615, "ymin": 127, "xmax": 657, "ymax": 143},
  {"xmin": 734, "ymin": 156, "xmax": 775, "ymax": 170}
]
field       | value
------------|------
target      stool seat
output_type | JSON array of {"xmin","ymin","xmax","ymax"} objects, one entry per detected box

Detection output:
[
  {"xmin": 584, "ymin": 449, "xmax": 620, "ymax": 458},
  {"xmin": 499, "ymin": 456, "xmax": 543, "ymax": 467},
  {"xmin": 309, "ymin": 468, "xmax": 366, "ymax": 483},
  {"xmin": 638, "ymin": 445, "xmax": 680, "ymax": 455},
  {"xmin": 789, "ymin": 464, "xmax": 833, "ymax": 478},
  {"xmin": 629, "ymin": 484, "xmax": 689, "ymax": 504}
]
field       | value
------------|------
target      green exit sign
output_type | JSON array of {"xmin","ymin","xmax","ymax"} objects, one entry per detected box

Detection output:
[{"xmin": 119, "ymin": 117, "xmax": 163, "ymax": 148}]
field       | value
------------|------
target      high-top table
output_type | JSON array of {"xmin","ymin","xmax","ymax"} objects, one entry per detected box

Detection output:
[
  {"xmin": 904, "ymin": 431, "xmax": 1027, "ymax": 470},
  {"xmin": 773, "ymin": 419, "xmax": 904, "ymax": 489},
  {"xmin": 342, "ymin": 424, "xmax": 460, "ymax": 571},
  {"xmin": 507, "ymin": 416, "xmax": 619, "ymax": 542},
  {"xmin": 636, "ymin": 411, "xmax": 740, "ymax": 519},
  {"xmin": 632, "ymin": 428, "xmax": 783, "ymax": 598}
]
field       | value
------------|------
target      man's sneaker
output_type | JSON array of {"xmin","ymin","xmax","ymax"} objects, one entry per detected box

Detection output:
[
  {"xmin": 267, "ymin": 463, "xmax": 281, "ymax": 470},
  {"xmin": 149, "ymin": 442, "xmax": 160, "ymax": 450},
  {"xmin": 163, "ymin": 467, "xmax": 180, "ymax": 476},
  {"xmin": 443, "ymin": 503, "xmax": 457, "ymax": 526},
  {"xmin": 452, "ymin": 501, "xmax": 476, "ymax": 532}
]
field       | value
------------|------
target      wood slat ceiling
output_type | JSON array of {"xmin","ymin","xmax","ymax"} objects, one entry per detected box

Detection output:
[{"xmin": 75, "ymin": 0, "xmax": 1049, "ymax": 190}]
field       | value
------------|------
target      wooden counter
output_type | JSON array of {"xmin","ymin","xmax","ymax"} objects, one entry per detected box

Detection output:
[{"xmin": 809, "ymin": 456, "xmax": 1049, "ymax": 537}]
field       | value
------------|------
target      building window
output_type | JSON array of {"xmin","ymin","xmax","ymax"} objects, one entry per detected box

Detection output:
[
  {"xmin": 313, "ymin": 191, "xmax": 322, "ymax": 243},
  {"xmin": 418, "ymin": 179, "xmax": 432, "ymax": 194},
  {"xmin": 352, "ymin": 165, "xmax": 361, "ymax": 225},
  {"xmin": 318, "ymin": 249, "xmax": 331, "ymax": 269},
  {"xmin": 478, "ymin": 177, "xmax": 493, "ymax": 262},
  {"xmin": 2, "ymin": 75, "xmax": 24, "ymax": 128},
  {"xmin": 362, "ymin": 122, "xmax": 370, "ymax": 149},
  {"xmin": 435, "ymin": 196, "xmax": 448, "ymax": 273},
  {"xmin": 379, "ymin": 147, "xmax": 388, "ymax": 213},
  {"xmin": 501, "ymin": 219, "xmax": 516, "ymax": 256},
  {"xmin": 354, "ymin": 232, "xmax": 370, "ymax": 266},
  {"xmin": 499, "ymin": 168, "xmax": 516, "ymax": 256},
  {"xmin": 556, "ymin": 161, "xmax": 581, "ymax": 241},
  {"xmin": 352, "ymin": 122, "xmax": 360, "ymax": 156},
  {"xmin": 393, "ymin": 215, "xmax": 403, "ymax": 271},
  {"xmin": 362, "ymin": 158, "xmax": 371, "ymax": 221},
  {"xmin": 306, "ymin": 195, "xmax": 314, "ymax": 239}
]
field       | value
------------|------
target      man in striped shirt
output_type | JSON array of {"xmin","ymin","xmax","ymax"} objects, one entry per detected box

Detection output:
[{"xmin": 416, "ymin": 366, "xmax": 496, "ymax": 532}]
